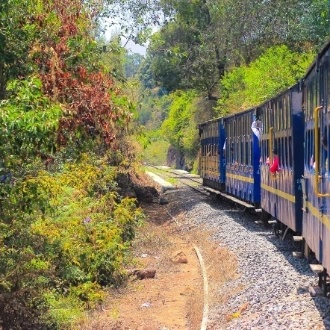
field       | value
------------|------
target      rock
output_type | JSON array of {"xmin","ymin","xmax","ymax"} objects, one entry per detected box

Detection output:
[
  {"xmin": 159, "ymin": 197, "xmax": 169, "ymax": 205},
  {"xmin": 133, "ymin": 269, "xmax": 156, "ymax": 280},
  {"xmin": 171, "ymin": 251, "xmax": 188, "ymax": 264}
]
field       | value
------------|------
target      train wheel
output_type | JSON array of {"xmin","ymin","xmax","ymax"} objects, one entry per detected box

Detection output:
[
  {"xmin": 272, "ymin": 221, "xmax": 280, "ymax": 237},
  {"xmin": 261, "ymin": 210, "xmax": 270, "ymax": 225}
]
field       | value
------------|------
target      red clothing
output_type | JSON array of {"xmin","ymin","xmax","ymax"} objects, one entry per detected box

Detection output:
[{"xmin": 270, "ymin": 156, "xmax": 279, "ymax": 173}]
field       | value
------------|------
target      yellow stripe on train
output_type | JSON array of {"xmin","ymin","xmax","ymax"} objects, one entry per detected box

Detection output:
[
  {"xmin": 261, "ymin": 183, "xmax": 295, "ymax": 203},
  {"xmin": 226, "ymin": 173, "xmax": 254, "ymax": 183},
  {"xmin": 304, "ymin": 200, "xmax": 330, "ymax": 230}
]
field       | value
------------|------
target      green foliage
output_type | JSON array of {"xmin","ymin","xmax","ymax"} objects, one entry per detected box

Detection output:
[
  {"xmin": 0, "ymin": 0, "xmax": 146, "ymax": 329},
  {"xmin": 161, "ymin": 90, "xmax": 200, "ymax": 167},
  {"xmin": 124, "ymin": 53, "xmax": 145, "ymax": 78},
  {"xmin": 0, "ymin": 0, "xmax": 42, "ymax": 97},
  {"xmin": 0, "ymin": 76, "xmax": 62, "ymax": 163},
  {"xmin": 137, "ymin": 88, "xmax": 170, "ymax": 129},
  {"xmin": 216, "ymin": 46, "xmax": 315, "ymax": 115},
  {"xmin": 139, "ymin": 131, "xmax": 170, "ymax": 165},
  {"xmin": 0, "ymin": 155, "xmax": 144, "ymax": 328}
]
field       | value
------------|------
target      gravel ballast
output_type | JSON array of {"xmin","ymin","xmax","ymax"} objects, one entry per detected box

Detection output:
[{"xmin": 162, "ymin": 184, "xmax": 330, "ymax": 330}]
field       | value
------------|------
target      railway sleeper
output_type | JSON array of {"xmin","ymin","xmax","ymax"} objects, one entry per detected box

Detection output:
[
  {"xmin": 292, "ymin": 236, "xmax": 305, "ymax": 258},
  {"xmin": 310, "ymin": 264, "xmax": 329, "ymax": 296}
]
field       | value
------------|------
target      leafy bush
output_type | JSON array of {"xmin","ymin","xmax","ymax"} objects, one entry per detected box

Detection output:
[
  {"xmin": 0, "ymin": 156, "xmax": 144, "ymax": 329},
  {"xmin": 216, "ymin": 45, "xmax": 315, "ymax": 115}
]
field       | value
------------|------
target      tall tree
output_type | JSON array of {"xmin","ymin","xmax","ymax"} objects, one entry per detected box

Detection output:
[{"xmin": 122, "ymin": 0, "xmax": 330, "ymax": 100}]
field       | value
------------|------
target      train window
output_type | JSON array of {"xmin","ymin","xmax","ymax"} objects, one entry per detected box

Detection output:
[
  {"xmin": 241, "ymin": 139, "xmax": 244, "ymax": 165},
  {"xmin": 316, "ymin": 78, "xmax": 319, "ymax": 109},
  {"xmin": 284, "ymin": 137, "xmax": 288, "ymax": 168},
  {"xmin": 279, "ymin": 99, "xmax": 283, "ymax": 130},
  {"xmin": 231, "ymin": 142, "xmax": 235, "ymax": 163},
  {"xmin": 282, "ymin": 103, "xmax": 285, "ymax": 130},
  {"xmin": 307, "ymin": 81, "xmax": 313, "ymax": 118},
  {"xmin": 280, "ymin": 137, "xmax": 284, "ymax": 169},
  {"xmin": 288, "ymin": 96, "xmax": 292, "ymax": 128},
  {"xmin": 275, "ymin": 103, "xmax": 278, "ymax": 130},
  {"xmin": 285, "ymin": 137, "xmax": 288, "ymax": 168},
  {"xmin": 241, "ymin": 117, "xmax": 243, "ymax": 136},
  {"xmin": 284, "ymin": 96, "xmax": 287, "ymax": 129},
  {"xmin": 311, "ymin": 80, "xmax": 316, "ymax": 118},
  {"xmin": 282, "ymin": 99, "xmax": 285, "ymax": 130},
  {"xmin": 322, "ymin": 126, "xmax": 329, "ymax": 175},
  {"xmin": 277, "ymin": 138, "xmax": 284, "ymax": 168},
  {"xmin": 305, "ymin": 130, "xmax": 309, "ymax": 168},
  {"xmin": 327, "ymin": 126, "xmax": 330, "ymax": 175},
  {"xmin": 285, "ymin": 95, "xmax": 289, "ymax": 129},
  {"xmin": 277, "ymin": 102, "xmax": 280, "ymax": 130},
  {"xmin": 282, "ymin": 137, "xmax": 285, "ymax": 169},
  {"xmin": 288, "ymin": 96, "xmax": 291, "ymax": 128},
  {"xmin": 278, "ymin": 99, "xmax": 284, "ymax": 130},
  {"xmin": 328, "ymin": 66, "xmax": 330, "ymax": 110},
  {"xmin": 260, "ymin": 140, "xmax": 264, "ymax": 164},
  {"xmin": 229, "ymin": 139, "xmax": 232, "ymax": 162},
  {"xmin": 307, "ymin": 131, "xmax": 312, "ymax": 170},
  {"xmin": 280, "ymin": 137, "xmax": 284, "ymax": 168},
  {"xmin": 288, "ymin": 136, "xmax": 292, "ymax": 168},
  {"xmin": 278, "ymin": 101, "xmax": 282, "ymax": 130},
  {"xmin": 245, "ymin": 141, "xmax": 249, "ymax": 165},
  {"xmin": 267, "ymin": 105, "xmax": 270, "ymax": 133},
  {"xmin": 282, "ymin": 105, "xmax": 285, "ymax": 130},
  {"xmin": 264, "ymin": 139, "xmax": 267, "ymax": 164},
  {"xmin": 274, "ymin": 138, "xmax": 279, "ymax": 164},
  {"xmin": 250, "ymin": 140, "xmax": 253, "ymax": 166},
  {"xmin": 307, "ymin": 129, "xmax": 314, "ymax": 170}
]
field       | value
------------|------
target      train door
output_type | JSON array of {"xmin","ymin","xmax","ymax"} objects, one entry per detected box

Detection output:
[
  {"xmin": 219, "ymin": 119, "xmax": 226, "ymax": 189},
  {"xmin": 269, "ymin": 105, "xmax": 280, "ymax": 219}
]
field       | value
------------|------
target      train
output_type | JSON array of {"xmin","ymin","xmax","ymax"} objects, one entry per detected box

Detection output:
[{"xmin": 198, "ymin": 38, "xmax": 330, "ymax": 296}]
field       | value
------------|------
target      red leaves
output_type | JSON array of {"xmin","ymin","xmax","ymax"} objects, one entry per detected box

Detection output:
[{"xmin": 35, "ymin": 0, "xmax": 129, "ymax": 147}]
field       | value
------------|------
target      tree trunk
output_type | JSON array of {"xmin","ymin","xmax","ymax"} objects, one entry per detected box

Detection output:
[{"xmin": 0, "ymin": 61, "xmax": 5, "ymax": 100}]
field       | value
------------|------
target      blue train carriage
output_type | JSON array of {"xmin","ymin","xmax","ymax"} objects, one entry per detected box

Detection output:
[
  {"xmin": 198, "ymin": 118, "xmax": 226, "ymax": 191},
  {"xmin": 259, "ymin": 83, "xmax": 304, "ymax": 233},
  {"xmin": 302, "ymin": 40, "xmax": 330, "ymax": 281},
  {"xmin": 223, "ymin": 108, "xmax": 261, "ymax": 207}
]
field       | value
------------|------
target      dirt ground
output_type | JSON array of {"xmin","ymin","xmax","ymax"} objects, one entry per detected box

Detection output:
[{"xmin": 79, "ymin": 185, "xmax": 238, "ymax": 330}]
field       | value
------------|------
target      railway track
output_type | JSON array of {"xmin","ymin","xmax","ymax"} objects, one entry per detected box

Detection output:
[
  {"xmin": 146, "ymin": 165, "xmax": 259, "ymax": 213},
  {"xmin": 145, "ymin": 166, "xmax": 330, "ymax": 329},
  {"xmin": 146, "ymin": 165, "xmax": 209, "ymax": 196}
]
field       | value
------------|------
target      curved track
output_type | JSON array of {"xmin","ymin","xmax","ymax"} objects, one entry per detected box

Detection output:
[{"xmin": 147, "ymin": 165, "xmax": 208, "ymax": 195}]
